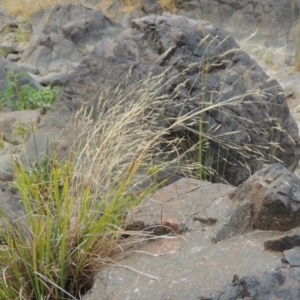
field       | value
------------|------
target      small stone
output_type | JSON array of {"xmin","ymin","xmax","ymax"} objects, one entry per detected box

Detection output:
[
  {"xmin": 7, "ymin": 53, "xmax": 19, "ymax": 61},
  {"xmin": 0, "ymin": 42, "xmax": 20, "ymax": 56},
  {"xmin": 283, "ymin": 248, "xmax": 300, "ymax": 266}
]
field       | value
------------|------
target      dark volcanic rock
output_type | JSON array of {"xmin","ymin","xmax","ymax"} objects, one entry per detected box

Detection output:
[
  {"xmin": 230, "ymin": 164, "xmax": 300, "ymax": 232},
  {"xmin": 264, "ymin": 229, "xmax": 300, "ymax": 252},
  {"xmin": 41, "ymin": 13, "xmax": 300, "ymax": 186},
  {"xmin": 206, "ymin": 265, "xmax": 300, "ymax": 300}
]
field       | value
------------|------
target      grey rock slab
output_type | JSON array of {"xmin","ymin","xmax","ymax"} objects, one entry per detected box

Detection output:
[
  {"xmin": 84, "ymin": 175, "xmax": 298, "ymax": 299},
  {"xmin": 125, "ymin": 178, "xmax": 235, "ymax": 233},
  {"xmin": 26, "ymin": 33, "xmax": 81, "ymax": 74},
  {"xmin": 83, "ymin": 230, "xmax": 283, "ymax": 300},
  {"xmin": 25, "ymin": 45, "xmax": 52, "ymax": 74},
  {"xmin": 15, "ymin": 62, "xmax": 39, "ymax": 74}
]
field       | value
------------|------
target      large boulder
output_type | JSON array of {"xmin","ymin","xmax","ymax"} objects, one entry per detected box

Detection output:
[{"xmin": 30, "ymin": 13, "xmax": 300, "ymax": 186}]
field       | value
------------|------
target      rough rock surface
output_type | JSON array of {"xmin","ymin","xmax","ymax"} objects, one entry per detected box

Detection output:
[
  {"xmin": 206, "ymin": 263, "xmax": 300, "ymax": 300},
  {"xmin": 25, "ymin": 4, "xmax": 123, "ymax": 74},
  {"xmin": 231, "ymin": 163, "xmax": 300, "ymax": 232},
  {"xmin": 0, "ymin": 181, "xmax": 25, "ymax": 240},
  {"xmin": 32, "ymin": 12, "xmax": 300, "ymax": 186},
  {"xmin": 83, "ymin": 166, "xmax": 300, "ymax": 300}
]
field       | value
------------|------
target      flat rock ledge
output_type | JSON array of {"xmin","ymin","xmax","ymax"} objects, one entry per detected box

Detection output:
[{"xmin": 83, "ymin": 163, "xmax": 300, "ymax": 300}]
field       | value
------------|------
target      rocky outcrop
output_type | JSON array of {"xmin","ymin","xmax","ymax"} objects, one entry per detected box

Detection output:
[
  {"xmin": 84, "ymin": 164, "xmax": 300, "ymax": 300},
  {"xmin": 25, "ymin": 4, "xmax": 123, "ymax": 75},
  {"xmin": 35, "ymin": 12, "xmax": 300, "ymax": 185}
]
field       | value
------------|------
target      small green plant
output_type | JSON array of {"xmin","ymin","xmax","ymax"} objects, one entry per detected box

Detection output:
[
  {"xmin": 0, "ymin": 49, "xmax": 6, "ymax": 57},
  {"xmin": 1, "ymin": 71, "xmax": 59, "ymax": 112},
  {"xmin": 259, "ymin": 51, "xmax": 274, "ymax": 65},
  {"xmin": 12, "ymin": 119, "xmax": 29, "ymax": 143}
]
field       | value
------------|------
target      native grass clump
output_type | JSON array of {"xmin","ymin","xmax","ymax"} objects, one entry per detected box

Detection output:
[
  {"xmin": 0, "ymin": 41, "xmax": 287, "ymax": 299},
  {"xmin": 0, "ymin": 72, "xmax": 184, "ymax": 299}
]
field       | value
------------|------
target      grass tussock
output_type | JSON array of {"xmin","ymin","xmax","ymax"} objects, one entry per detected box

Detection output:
[
  {"xmin": 0, "ymin": 68, "xmax": 185, "ymax": 299},
  {"xmin": 0, "ymin": 34, "xmax": 290, "ymax": 299}
]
